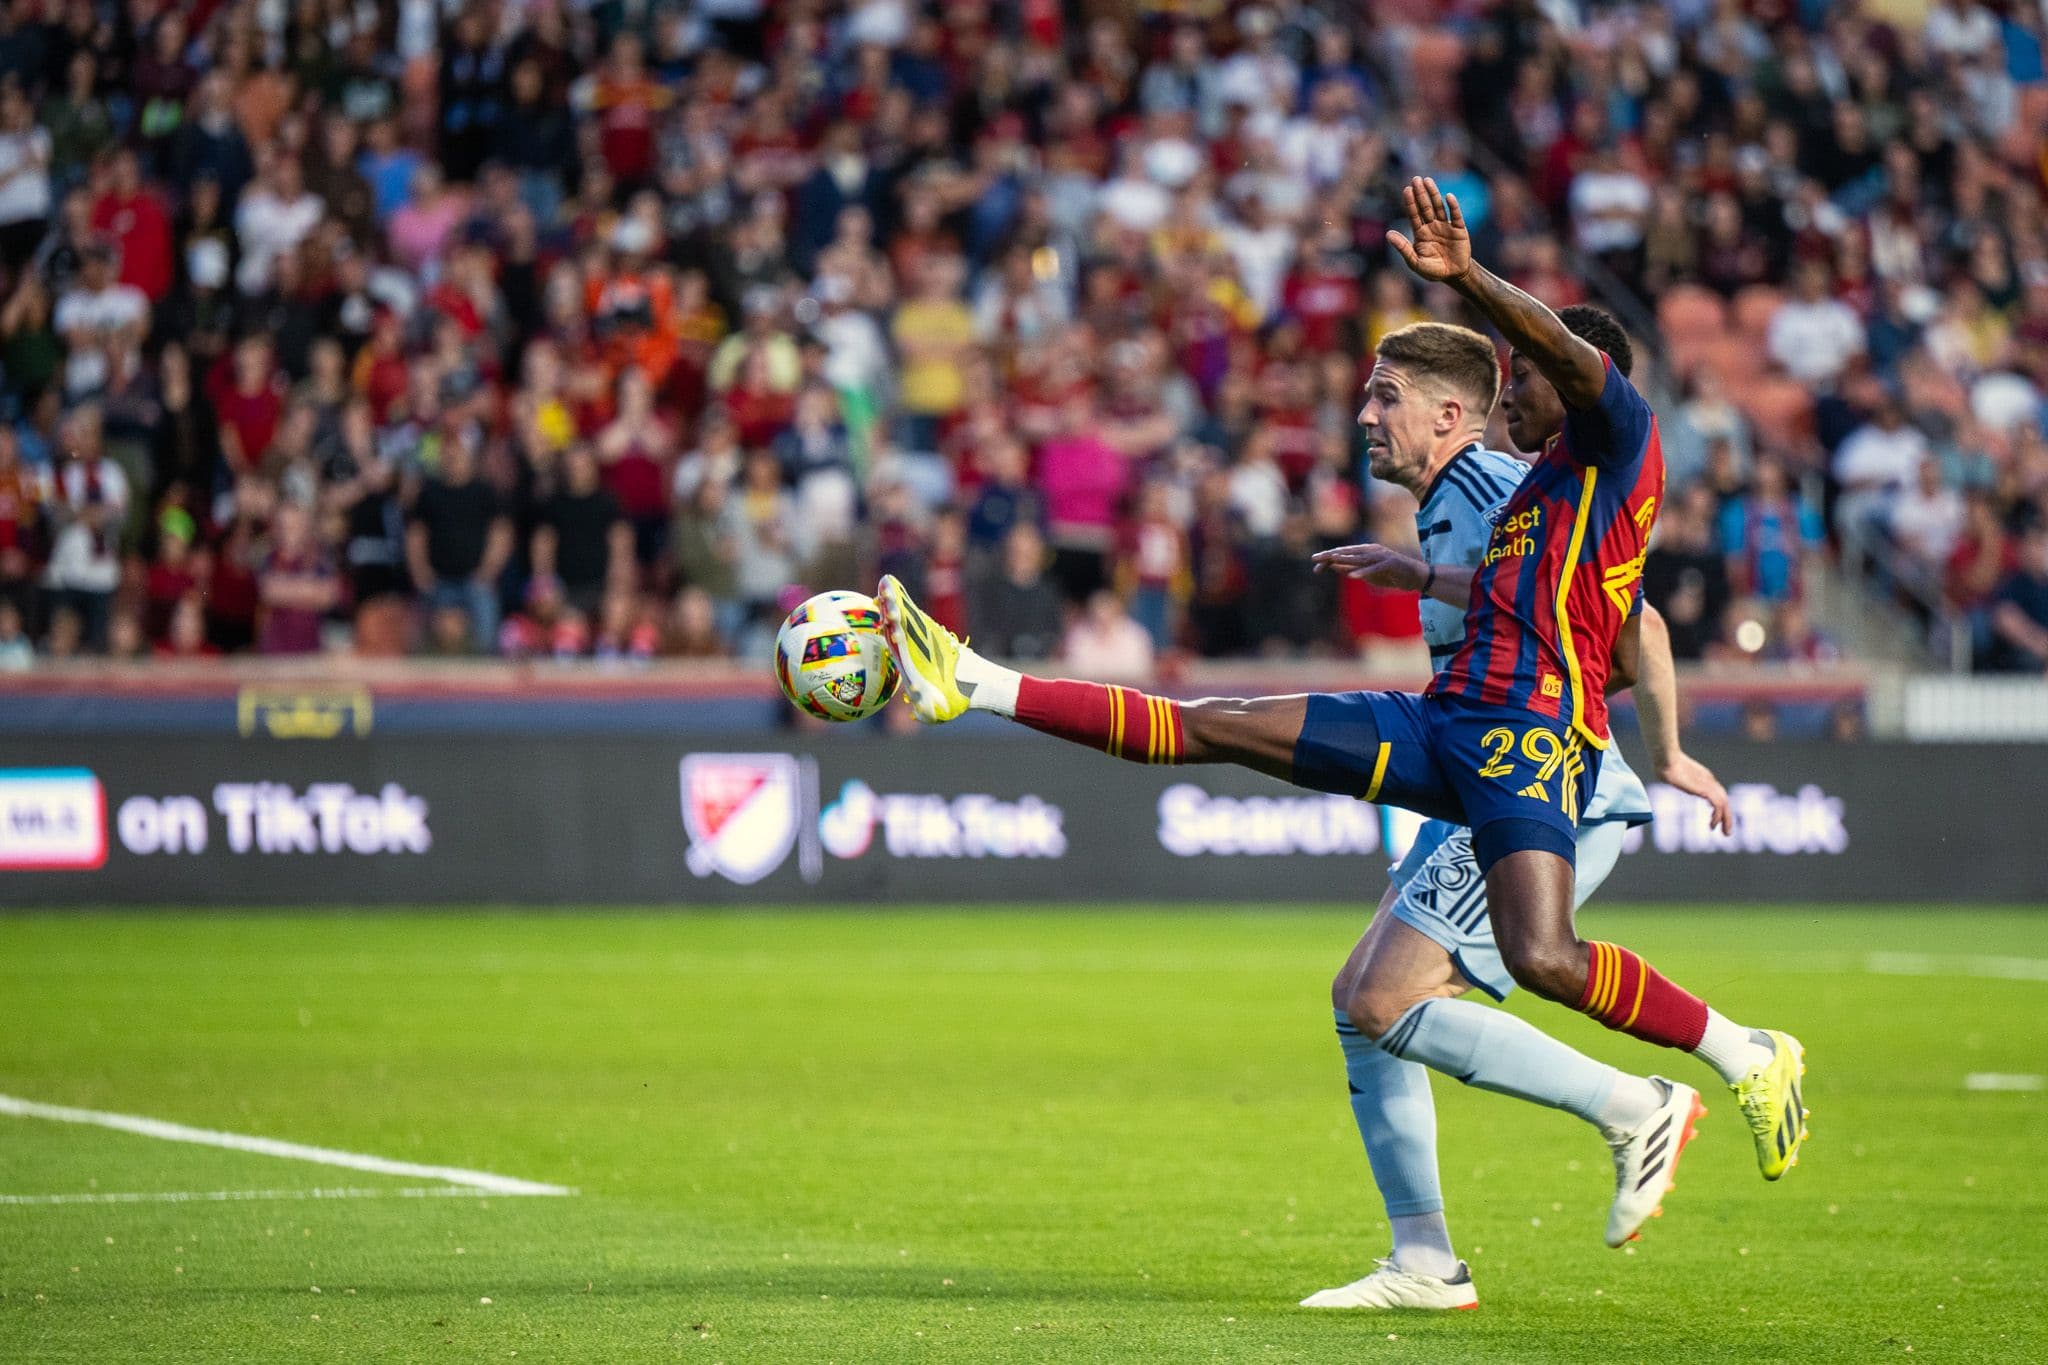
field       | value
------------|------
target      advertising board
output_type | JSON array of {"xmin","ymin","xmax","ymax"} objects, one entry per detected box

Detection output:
[{"xmin": 0, "ymin": 736, "xmax": 2035, "ymax": 906}]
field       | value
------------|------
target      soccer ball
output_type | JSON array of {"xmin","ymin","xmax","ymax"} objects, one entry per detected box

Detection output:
[{"xmin": 774, "ymin": 590, "xmax": 900, "ymax": 722}]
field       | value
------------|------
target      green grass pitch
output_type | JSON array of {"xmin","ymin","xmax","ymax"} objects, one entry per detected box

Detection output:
[{"xmin": 1, "ymin": 907, "xmax": 2043, "ymax": 1363}]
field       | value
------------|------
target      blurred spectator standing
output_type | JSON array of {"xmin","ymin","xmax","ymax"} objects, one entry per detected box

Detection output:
[
  {"xmin": 54, "ymin": 241, "xmax": 145, "ymax": 401},
  {"xmin": 407, "ymin": 431, "xmax": 509, "ymax": 653},
  {"xmin": 1721, "ymin": 458, "xmax": 1825, "ymax": 605},
  {"xmin": 0, "ymin": 84, "xmax": 53, "ymax": 277},
  {"xmin": 256, "ymin": 501, "xmax": 339, "ymax": 655},
  {"xmin": 534, "ymin": 444, "xmax": 631, "ymax": 619},
  {"xmin": 1646, "ymin": 486, "xmax": 1734, "ymax": 663},
  {"xmin": 42, "ymin": 406, "xmax": 125, "ymax": 650},
  {"xmin": 974, "ymin": 523, "xmax": 1063, "ymax": 662}
]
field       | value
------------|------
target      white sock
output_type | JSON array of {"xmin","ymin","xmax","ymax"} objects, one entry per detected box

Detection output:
[
  {"xmin": 1388, "ymin": 1212, "xmax": 1460, "ymax": 1280},
  {"xmin": 1693, "ymin": 1010, "xmax": 1773, "ymax": 1085},
  {"xmin": 956, "ymin": 647, "xmax": 1021, "ymax": 717},
  {"xmin": 1592, "ymin": 1073, "xmax": 1665, "ymax": 1137}
]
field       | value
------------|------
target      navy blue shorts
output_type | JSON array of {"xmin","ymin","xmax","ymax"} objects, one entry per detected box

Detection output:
[{"xmin": 1291, "ymin": 691, "xmax": 1600, "ymax": 871}]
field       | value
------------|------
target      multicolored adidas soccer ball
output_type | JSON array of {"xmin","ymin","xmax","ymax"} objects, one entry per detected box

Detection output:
[{"xmin": 774, "ymin": 590, "xmax": 900, "ymax": 722}]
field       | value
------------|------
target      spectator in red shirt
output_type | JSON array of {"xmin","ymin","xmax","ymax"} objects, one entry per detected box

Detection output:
[
  {"xmin": 211, "ymin": 334, "xmax": 286, "ymax": 477},
  {"xmin": 256, "ymin": 501, "xmax": 338, "ymax": 655},
  {"xmin": 143, "ymin": 507, "xmax": 207, "ymax": 641},
  {"xmin": 595, "ymin": 368, "xmax": 674, "ymax": 572},
  {"xmin": 1282, "ymin": 228, "xmax": 1364, "ymax": 356},
  {"xmin": 1116, "ymin": 479, "xmax": 1190, "ymax": 653},
  {"xmin": 350, "ymin": 308, "xmax": 410, "ymax": 422},
  {"xmin": 577, "ymin": 33, "xmax": 670, "ymax": 190},
  {"xmin": 89, "ymin": 148, "xmax": 174, "ymax": 303},
  {"xmin": 1946, "ymin": 489, "xmax": 2018, "ymax": 612},
  {"xmin": 206, "ymin": 478, "xmax": 271, "ymax": 654},
  {"xmin": 0, "ymin": 425, "xmax": 39, "ymax": 611}
]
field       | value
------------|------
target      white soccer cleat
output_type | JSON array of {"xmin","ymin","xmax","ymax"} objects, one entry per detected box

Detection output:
[
  {"xmin": 1299, "ymin": 1258, "xmax": 1478, "ymax": 1310},
  {"xmin": 1604, "ymin": 1077, "xmax": 1706, "ymax": 1248}
]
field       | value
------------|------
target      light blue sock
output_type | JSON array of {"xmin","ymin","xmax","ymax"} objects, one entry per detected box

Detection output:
[
  {"xmin": 1378, "ymin": 998, "xmax": 1628, "ymax": 1127},
  {"xmin": 1335, "ymin": 1011, "xmax": 1443, "ymax": 1216},
  {"xmin": 1335, "ymin": 1011, "xmax": 1459, "ymax": 1278}
]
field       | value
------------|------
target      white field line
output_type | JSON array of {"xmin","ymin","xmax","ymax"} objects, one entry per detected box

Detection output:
[
  {"xmin": 0, "ymin": 1093, "xmax": 575, "ymax": 1197},
  {"xmin": 1, "ymin": 1185, "xmax": 504, "ymax": 1207},
  {"xmin": 1864, "ymin": 953, "xmax": 2048, "ymax": 983},
  {"xmin": 1963, "ymin": 1073, "xmax": 2046, "ymax": 1093}
]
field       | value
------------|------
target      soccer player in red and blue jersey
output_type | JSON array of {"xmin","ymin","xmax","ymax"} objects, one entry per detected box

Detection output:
[{"xmin": 875, "ymin": 178, "xmax": 1808, "ymax": 1203}]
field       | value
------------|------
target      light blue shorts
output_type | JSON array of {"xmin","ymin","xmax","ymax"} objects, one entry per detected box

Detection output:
[{"xmin": 1385, "ymin": 818, "xmax": 1629, "ymax": 1000}]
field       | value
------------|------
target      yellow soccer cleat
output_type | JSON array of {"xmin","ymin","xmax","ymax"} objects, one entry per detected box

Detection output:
[
  {"xmin": 1732, "ymin": 1029, "xmax": 1809, "ymax": 1180},
  {"xmin": 876, "ymin": 575, "xmax": 973, "ymax": 724}
]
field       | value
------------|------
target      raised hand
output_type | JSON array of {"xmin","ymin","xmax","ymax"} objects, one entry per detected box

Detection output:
[
  {"xmin": 1311, "ymin": 542, "xmax": 1428, "ymax": 591},
  {"xmin": 1386, "ymin": 176, "xmax": 1473, "ymax": 286}
]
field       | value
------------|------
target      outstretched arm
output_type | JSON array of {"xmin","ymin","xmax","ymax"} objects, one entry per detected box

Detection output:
[
  {"xmin": 1311, "ymin": 542, "xmax": 1474, "ymax": 607},
  {"xmin": 1630, "ymin": 604, "xmax": 1732, "ymax": 833},
  {"xmin": 1387, "ymin": 176, "xmax": 1608, "ymax": 411}
]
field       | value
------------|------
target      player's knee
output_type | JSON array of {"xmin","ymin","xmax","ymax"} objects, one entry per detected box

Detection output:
[
  {"xmin": 1176, "ymin": 696, "xmax": 1257, "ymax": 762},
  {"xmin": 1340, "ymin": 978, "xmax": 1424, "ymax": 1042},
  {"xmin": 1328, "ymin": 960, "xmax": 1356, "ymax": 1017},
  {"xmin": 1501, "ymin": 935, "xmax": 1584, "ymax": 1003}
]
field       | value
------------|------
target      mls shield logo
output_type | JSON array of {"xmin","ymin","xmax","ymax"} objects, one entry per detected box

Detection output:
[{"xmin": 680, "ymin": 754, "xmax": 802, "ymax": 884}]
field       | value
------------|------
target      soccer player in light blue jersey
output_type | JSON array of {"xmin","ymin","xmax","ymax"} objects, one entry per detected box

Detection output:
[{"xmin": 1296, "ymin": 321, "xmax": 1735, "ymax": 1309}]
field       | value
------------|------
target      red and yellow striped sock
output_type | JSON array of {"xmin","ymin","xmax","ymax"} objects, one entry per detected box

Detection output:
[
  {"xmin": 1576, "ymin": 940, "xmax": 1710, "ymax": 1051},
  {"xmin": 1013, "ymin": 678, "xmax": 1185, "ymax": 764}
]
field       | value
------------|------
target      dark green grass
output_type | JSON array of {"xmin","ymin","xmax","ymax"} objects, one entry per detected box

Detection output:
[{"xmin": 1, "ymin": 907, "xmax": 2043, "ymax": 1363}]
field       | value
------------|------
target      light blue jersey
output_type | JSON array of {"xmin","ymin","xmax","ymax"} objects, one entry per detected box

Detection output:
[
  {"xmin": 1388, "ymin": 446, "xmax": 1652, "ymax": 997},
  {"xmin": 1414, "ymin": 446, "xmax": 1529, "ymax": 669}
]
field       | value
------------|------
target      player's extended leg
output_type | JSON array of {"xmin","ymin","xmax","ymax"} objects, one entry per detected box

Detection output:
[
  {"xmin": 1333, "ymin": 823, "xmax": 1696, "ymax": 1253},
  {"xmin": 1480, "ymin": 838, "xmax": 1810, "ymax": 1181},
  {"xmin": 878, "ymin": 574, "xmax": 1305, "ymax": 779}
]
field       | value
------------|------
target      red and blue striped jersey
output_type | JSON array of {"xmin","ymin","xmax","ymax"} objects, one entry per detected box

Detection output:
[{"xmin": 1428, "ymin": 355, "xmax": 1663, "ymax": 747}]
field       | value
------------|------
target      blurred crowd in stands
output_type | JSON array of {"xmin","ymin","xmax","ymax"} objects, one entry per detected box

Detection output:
[{"xmin": 0, "ymin": 0, "xmax": 2044, "ymax": 677}]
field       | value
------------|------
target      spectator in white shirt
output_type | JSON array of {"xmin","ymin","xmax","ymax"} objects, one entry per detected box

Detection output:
[
  {"xmin": 1279, "ymin": 79, "xmax": 1361, "ymax": 191},
  {"xmin": 1227, "ymin": 426, "xmax": 1289, "ymax": 540},
  {"xmin": 1223, "ymin": 189, "xmax": 1295, "ymax": 323},
  {"xmin": 1214, "ymin": 6, "xmax": 1298, "ymax": 126},
  {"xmin": 1567, "ymin": 142, "xmax": 1650, "ymax": 261},
  {"xmin": 813, "ymin": 275, "xmax": 890, "ymax": 404},
  {"xmin": 53, "ymin": 242, "xmax": 148, "ymax": 400},
  {"xmin": 1925, "ymin": 0, "xmax": 1998, "ymax": 59},
  {"xmin": 1140, "ymin": 22, "xmax": 1224, "ymax": 135},
  {"xmin": 41, "ymin": 406, "xmax": 128, "ymax": 651},
  {"xmin": 1833, "ymin": 393, "xmax": 1929, "ymax": 542},
  {"xmin": 234, "ymin": 153, "xmax": 325, "ymax": 295},
  {"xmin": 1061, "ymin": 589, "xmax": 1157, "ymax": 683},
  {"xmin": 1767, "ymin": 261, "xmax": 1867, "ymax": 388},
  {"xmin": 0, "ymin": 83, "xmax": 51, "ymax": 274},
  {"xmin": 1889, "ymin": 455, "xmax": 1965, "ymax": 574}
]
